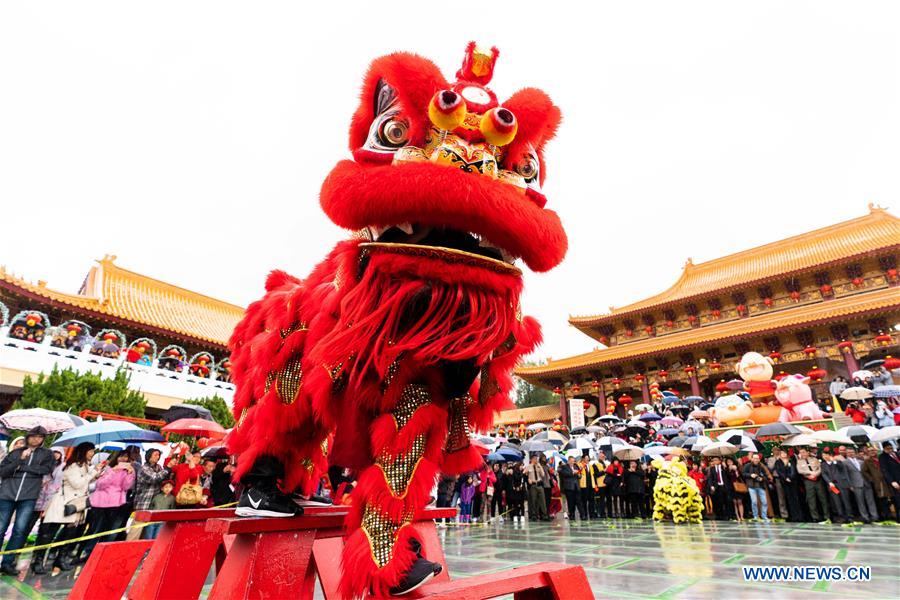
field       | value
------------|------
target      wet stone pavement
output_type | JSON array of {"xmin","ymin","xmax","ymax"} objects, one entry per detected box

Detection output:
[{"xmin": 0, "ymin": 518, "xmax": 897, "ymax": 598}]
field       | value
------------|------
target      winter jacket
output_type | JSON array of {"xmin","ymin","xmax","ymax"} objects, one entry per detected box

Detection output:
[
  {"xmin": 557, "ymin": 464, "xmax": 578, "ymax": 492},
  {"xmin": 89, "ymin": 465, "xmax": 136, "ymax": 508},
  {"xmin": 624, "ymin": 469, "xmax": 645, "ymax": 494},
  {"xmin": 459, "ymin": 483, "xmax": 476, "ymax": 504},
  {"xmin": 43, "ymin": 463, "xmax": 100, "ymax": 525},
  {"xmin": 879, "ymin": 450, "xmax": 900, "ymax": 488},
  {"xmin": 862, "ymin": 456, "xmax": 891, "ymax": 498},
  {"xmin": 478, "ymin": 468, "xmax": 497, "ymax": 494},
  {"xmin": 36, "ymin": 461, "xmax": 64, "ymax": 511},
  {"xmin": 772, "ymin": 459, "xmax": 796, "ymax": 485},
  {"xmin": 134, "ymin": 462, "xmax": 170, "ymax": 511},
  {"xmin": 741, "ymin": 463, "xmax": 770, "ymax": 489},
  {"xmin": 0, "ymin": 446, "xmax": 55, "ymax": 502},
  {"xmin": 605, "ymin": 464, "xmax": 624, "ymax": 494}
]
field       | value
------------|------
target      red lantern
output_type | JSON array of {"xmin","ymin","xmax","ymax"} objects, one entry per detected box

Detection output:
[
  {"xmin": 774, "ymin": 371, "xmax": 789, "ymax": 381},
  {"xmin": 852, "ymin": 277, "xmax": 864, "ymax": 287},
  {"xmin": 619, "ymin": 394, "xmax": 633, "ymax": 406},
  {"xmin": 634, "ymin": 374, "xmax": 645, "ymax": 383},
  {"xmin": 553, "ymin": 386, "xmax": 562, "ymax": 396},
  {"xmin": 624, "ymin": 329, "xmax": 634, "ymax": 338},
  {"xmin": 763, "ymin": 297, "xmax": 773, "ymax": 307},
  {"xmin": 606, "ymin": 402, "xmax": 617, "ymax": 414},
  {"xmin": 790, "ymin": 291, "xmax": 801, "ymax": 302},
  {"xmin": 887, "ymin": 268, "xmax": 898, "ymax": 281},
  {"xmin": 883, "ymin": 356, "xmax": 900, "ymax": 370},
  {"xmin": 665, "ymin": 320, "xmax": 674, "ymax": 328},
  {"xmin": 572, "ymin": 383, "xmax": 581, "ymax": 394},
  {"xmin": 803, "ymin": 346, "xmax": 817, "ymax": 357},
  {"xmin": 711, "ymin": 309, "xmax": 721, "ymax": 319},
  {"xmin": 591, "ymin": 380, "xmax": 600, "ymax": 391},
  {"xmin": 658, "ymin": 369, "xmax": 669, "ymax": 380},
  {"xmin": 644, "ymin": 325, "xmax": 654, "ymax": 335},
  {"xmin": 768, "ymin": 351, "xmax": 781, "ymax": 363},
  {"xmin": 715, "ymin": 381, "xmax": 728, "ymax": 393},
  {"xmin": 684, "ymin": 365, "xmax": 696, "ymax": 375},
  {"xmin": 552, "ymin": 419, "xmax": 563, "ymax": 432},
  {"xmin": 709, "ymin": 361, "xmax": 722, "ymax": 371},
  {"xmin": 736, "ymin": 304, "xmax": 747, "ymax": 316},
  {"xmin": 582, "ymin": 401, "xmax": 591, "ymax": 410},
  {"xmin": 807, "ymin": 367, "xmax": 827, "ymax": 382},
  {"xmin": 611, "ymin": 378, "xmax": 622, "ymax": 388},
  {"xmin": 687, "ymin": 315, "xmax": 698, "ymax": 325},
  {"xmin": 837, "ymin": 340, "xmax": 854, "ymax": 354},
  {"xmin": 820, "ymin": 284, "xmax": 833, "ymax": 296},
  {"xmin": 599, "ymin": 336, "xmax": 610, "ymax": 346},
  {"xmin": 875, "ymin": 333, "xmax": 893, "ymax": 346}
]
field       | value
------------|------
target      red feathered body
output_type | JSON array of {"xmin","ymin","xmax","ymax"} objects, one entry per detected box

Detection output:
[{"xmin": 227, "ymin": 44, "xmax": 566, "ymax": 597}]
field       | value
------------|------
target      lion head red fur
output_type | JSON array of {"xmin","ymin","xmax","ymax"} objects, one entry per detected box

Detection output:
[{"xmin": 319, "ymin": 45, "xmax": 567, "ymax": 273}]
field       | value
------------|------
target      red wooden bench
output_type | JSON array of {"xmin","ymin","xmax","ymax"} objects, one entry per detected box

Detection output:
[
  {"xmin": 68, "ymin": 539, "xmax": 153, "ymax": 600},
  {"xmin": 205, "ymin": 507, "xmax": 593, "ymax": 600}
]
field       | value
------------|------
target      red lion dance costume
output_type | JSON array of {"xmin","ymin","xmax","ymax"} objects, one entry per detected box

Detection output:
[{"xmin": 227, "ymin": 43, "xmax": 566, "ymax": 597}]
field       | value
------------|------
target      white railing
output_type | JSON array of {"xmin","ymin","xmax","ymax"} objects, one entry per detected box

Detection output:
[{"xmin": 0, "ymin": 326, "xmax": 234, "ymax": 405}]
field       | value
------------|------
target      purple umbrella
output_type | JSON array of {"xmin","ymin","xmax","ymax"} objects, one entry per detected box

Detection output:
[{"xmin": 639, "ymin": 412, "xmax": 661, "ymax": 422}]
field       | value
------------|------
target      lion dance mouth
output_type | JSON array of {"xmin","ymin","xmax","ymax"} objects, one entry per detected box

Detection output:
[{"xmin": 227, "ymin": 43, "xmax": 566, "ymax": 597}]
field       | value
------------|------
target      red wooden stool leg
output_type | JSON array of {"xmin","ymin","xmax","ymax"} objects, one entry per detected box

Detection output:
[
  {"xmin": 68, "ymin": 540, "xmax": 153, "ymax": 600},
  {"xmin": 208, "ymin": 530, "xmax": 317, "ymax": 600},
  {"xmin": 129, "ymin": 521, "xmax": 225, "ymax": 600}
]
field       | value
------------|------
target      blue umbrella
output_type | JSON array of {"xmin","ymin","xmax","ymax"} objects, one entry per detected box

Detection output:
[
  {"xmin": 657, "ymin": 427, "xmax": 680, "ymax": 437},
  {"xmin": 54, "ymin": 420, "xmax": 164, "ymax": 447},
  {"xmin": 639, "ymin": 412, "xmax": 661, "ymax": 422},
  {"xmin": 684, "ymin": 396, "xmax": 705, "ymax": 403},
  {"xmin": 874, "ymin": 385, "xmax": 900, "ymax": 398},
  {"xmin": 497, "ymin": 447, "xmax": 524, "ymax": 461}
]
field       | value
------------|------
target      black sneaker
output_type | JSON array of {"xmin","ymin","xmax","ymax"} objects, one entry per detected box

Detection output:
[
  {"xmin": 389, "ymin": 557, "xmax": 442, "ymax": 595},
  {"xmin": 0, "ymin": 564, "xmax": 18, "ymax": 577},
  {"xmin": 236, "ymin": 487, "xmax": 304, "ymax": 518}
]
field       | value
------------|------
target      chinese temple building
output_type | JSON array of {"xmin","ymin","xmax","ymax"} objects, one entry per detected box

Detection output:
[
  {"xmin": 0, "ymin": 255, "xmax": 244, "ymax": 413},
  {"xmin": 517, "ymin": 206, "xmax": 900, "ymax": 425}
]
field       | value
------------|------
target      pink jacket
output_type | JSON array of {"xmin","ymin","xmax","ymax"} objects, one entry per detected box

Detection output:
[{"xmin": 89, "ymin": 466, "xmax": 135, "ymax": 508}]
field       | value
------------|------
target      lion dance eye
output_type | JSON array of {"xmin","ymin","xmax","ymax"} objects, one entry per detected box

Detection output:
[
  {"xmin": 516, "ymin": 156, "xmax": 539, "ymax": 181},
  {"xmin": 379, "ymin": 118, "xmax": 409, "ymax": 147},
  {"xmin": 480, "ymin": 107, "xmax": 517, "ymax": 147}
]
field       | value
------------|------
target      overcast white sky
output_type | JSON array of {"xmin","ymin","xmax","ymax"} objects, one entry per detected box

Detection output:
[{"xmin": 1, "ymin": 1, "xmax": 898, "ymax": 362}]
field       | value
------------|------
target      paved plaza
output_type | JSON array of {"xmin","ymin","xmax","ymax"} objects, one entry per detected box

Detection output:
[{"xmin": 0, "ymin": 519, "xmax": 897, "ymax": 598}]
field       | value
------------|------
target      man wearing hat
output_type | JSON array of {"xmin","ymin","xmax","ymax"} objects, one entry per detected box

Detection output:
[{"xmin": 0, "ymin": 426, "xmax": 55, "ymax": 575}]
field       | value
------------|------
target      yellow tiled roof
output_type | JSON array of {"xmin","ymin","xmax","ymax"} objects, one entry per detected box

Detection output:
[
  {"xmin": 0, "ymin": 256, "xmax": 245, "ymax": 347},
  {"xmin": 495, "ymin": 404, "xmax": 560, "ymax": 426},
  {"xmin": 570, "ymin": 206, "xmax": 900, "ymax": 327},
  {"xmin": 519, "ymin": 285, "xmax": 900, "ymax": 382}
]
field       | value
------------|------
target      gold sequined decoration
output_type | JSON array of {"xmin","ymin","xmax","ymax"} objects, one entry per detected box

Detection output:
[
  {"xmin": 280, "ymin": 322, "xmax": 308, "ymax": 339},
  {"xmin": 380, "ymin": 354, "xmax": 404, "ymax": 394},
  {"xmin": 275, "ymin": 356, "xmax": 303, "ymax": 404},
  {"xmin": 264, "ymin": 371, "xmax": 276, "ymax": 394},
  {"xmin": 360, "ymin": 505, "xmax": 414, "ymax": 568},
  {"xmin": 444, "ymin": 396, "xmax": 472, "ymax": 454},
  {"xmin": 478, "ymin": 366, "xmax": 501, "ymax": 406},
  {"xmin": 377, "ymin": 435, "xmax": 426, "ymax": 497},
  {"xmin": 237, "ymin": 407, "xmax": 249, "ymax": 429}
]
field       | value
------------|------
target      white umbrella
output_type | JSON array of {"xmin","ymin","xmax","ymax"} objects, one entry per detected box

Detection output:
[
  {"xmin": 563, "ymin": 437, "xmax": 596, "ymax": 452},
  {"xmin": 526, "ymin": 422, "xmax": 547, "ymax": 431},
  {"xmin": 795, "ymin": 425, "xmax": 815, "ymax": 434},
  {"xmin": 531, "ymin": 430, "xmax": 569, "ymax": 443},
  {"xmin": 871, "ymin": 426, "xmax": 900, "ymax": 443},
  {"xmin": 596, "ymin": 436, "xmax": 626, "ymax": 447},
  {"xmin": 594, "ymin": 415, "xmax": 622, "ymax": 424},
  {"xmin": 840, "ymin": 387, "xmax": 874, "ymax": 400},
  {"xmin": 0, "ymin": 408, "xmax": 79, "ymax": 433},
  {"xmin": 837, "ymin": 425, "xmax": 879, "ymax": 443},
  {"xmin": 690, "ymin": 435, "xmax": 714, "ymax": 452},
  {"xmin": 812, "ymin": 430, "xmax": 855, "ymax": 444},
  {"xmin": 626, "ymin": 419, "xmax": 648, "ymax": 428},
  {"xmin": 645, "ymin": 446, "xmax": 689, "ymax": 457},
  {"xmin": 782, "ymin": 433, "xmax": 820, "ymax": 447},
  {"xmin": 679, "ymin": 420, "xmax": 705, "ymax": 434},
  {"xmin": 700, "ymin": 442, "xmax": 738, "ymax": 457},
  {"xmin": 586, "ymin": 425, "xmax": 605, "ymax": 434},
  {"xmin": 851, "ymin": 370, "xmax": 874, "ymax": 381},
  {"xmin": 613, "ymin": 445, "xmax": 645, "ymax": 460},
  {"xmin": 634, "ymin": 403, "xmax": 653, "ymax": 413}
]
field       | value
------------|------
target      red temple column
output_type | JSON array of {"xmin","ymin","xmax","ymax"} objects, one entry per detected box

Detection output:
[
  {"xmin": 559, "ymin": 392, "xmax": 569, "ymax": 426},
  {"xmin": 840, "ymin": 345, "xmax": 860, "ymax": 375},
  {"xmin": 689, "ymin": 373, "xmax": 701, "ymax": 397},
  {"xmin": 640, "ymin": 380, "xmax": 650, "ymax": 403}
]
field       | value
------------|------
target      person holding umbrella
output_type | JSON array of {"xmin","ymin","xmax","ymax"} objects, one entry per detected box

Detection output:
[
  {"xmin": 0, "ymin": 426, "xmax": 54, "ymax": 576},
  {"xmin": 704, "ymin": 457, "xmax": 733, "ymax": 521}
]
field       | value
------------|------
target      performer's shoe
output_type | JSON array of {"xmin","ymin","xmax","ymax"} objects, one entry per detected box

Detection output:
[
  {"xmin": 236, "ymin": 487, "xmax": 304, "ymax": 518},
  {"xmin": 389, "ymin": 538, "xmax": 442, "ymax": 595},
  {"xmin": 389, "ymin": 558, "xmax": 442, "ymax": 595}
]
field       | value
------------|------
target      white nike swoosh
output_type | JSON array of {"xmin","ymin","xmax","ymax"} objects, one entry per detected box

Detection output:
[{"xmin": 249, "ymin": 496, "xmax": 262, "ymax": 508}]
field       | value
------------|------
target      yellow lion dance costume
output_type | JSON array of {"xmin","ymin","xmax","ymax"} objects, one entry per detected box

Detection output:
[{"xmin": 652, "ymin": 458, "xmax": 703, "ymax": 524}]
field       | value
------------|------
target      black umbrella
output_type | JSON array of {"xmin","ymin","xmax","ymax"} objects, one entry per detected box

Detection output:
[
  {"xmin": 667, "ymin": 436, "xmax": 689, "ymax": 447},
  {"xmin": 161, "ymin": 403, "xmax": 214, "ymax": 423},
  {"xmin": 756, "ymin": 423, "xmax": 801, "ymax": 438},
  {"xmin": 200, "ymin": 444, "xmax": 229, "ymax": 459},
  {"xmin": 521, "ymin": 439, "xmax": 556, "ymax": 453},
  {"xmin": 570, "ymin": 426, "xmax": 589, "ymax": 435},
  {"xmin": 862, "ymin": 359, "xmax": 885, "ymax": 369}
]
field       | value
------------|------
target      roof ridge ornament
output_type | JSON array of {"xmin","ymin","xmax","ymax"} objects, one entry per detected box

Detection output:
[{"xmin": 868, "ymin": 202, "xmax": 887, "ymax": 213}]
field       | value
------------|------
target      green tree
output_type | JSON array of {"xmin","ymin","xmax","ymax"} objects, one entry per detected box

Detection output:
[
  {"xmin": 15, "ymin": 365, "xmax": 146, "ymax": 418},
  {"xmin": 514, "ymin": 364, "xmax": 555, "ymax": 409},
  {"xmin": 190, "ymin": 395, "xmax": 235, "ymax": 428}
]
